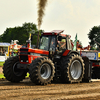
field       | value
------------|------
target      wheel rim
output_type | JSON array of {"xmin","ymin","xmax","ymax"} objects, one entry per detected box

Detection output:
[
  {"xmin": 70, "ymin": 60, "xmax": 82, "ymax": 79},
  {"xmin": 13, "ymin": 62, "xmax": 24, "ymax": 76},
  {"xmin": 40, "ymin": 63, "xmax": 51, "ymax": 79}
]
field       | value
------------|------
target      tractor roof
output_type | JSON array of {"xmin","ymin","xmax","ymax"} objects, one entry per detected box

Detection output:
[{"xmin": 43, "ymin": 30, "xmax": 67, "ymax": 37}]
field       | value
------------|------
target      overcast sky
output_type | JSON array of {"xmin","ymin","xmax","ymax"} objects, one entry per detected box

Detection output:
[{"xmin": 0, "ymin": 0, "xmax": 100, "ymax": 46}]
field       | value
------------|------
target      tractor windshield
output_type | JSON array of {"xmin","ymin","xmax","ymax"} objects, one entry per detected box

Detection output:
[
  {"xmin": 39, "ymin": 36, "xmax": 50, "ymax": 51},
  {"xmin": 39, "ymin": 35, "xmax": 56, "ymax": 51}
]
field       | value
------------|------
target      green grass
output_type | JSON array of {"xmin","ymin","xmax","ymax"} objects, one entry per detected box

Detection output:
[
  {"xmin": 0, "ymin": 73, "xmax": 5, "ymax": 78},
  {"xmin": 0, "ymin": 73, "xmax": 29, "ymax": 79},
  {"xmin": 0, "ymin": 62, "xmax": 4, "ymax": 67}
]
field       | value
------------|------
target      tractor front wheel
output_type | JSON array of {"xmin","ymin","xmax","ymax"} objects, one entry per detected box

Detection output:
[
  {"xmin": 3, "ymin": 56, "xmax": 27, "ymax": 82},
  {"xmin": 29, "ymin": 57, "xmax": 55, "ymax": 85}
]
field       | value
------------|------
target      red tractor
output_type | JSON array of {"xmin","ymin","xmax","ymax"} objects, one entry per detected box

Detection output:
[{"xmin": 3, "ymin": 30, "xmax": 91, "ymax": 85}]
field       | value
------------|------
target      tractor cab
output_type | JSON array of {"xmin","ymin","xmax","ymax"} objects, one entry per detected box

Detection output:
[{"xmin": 39, "ymin": 30, "xmax": 73, "ymax": 57}]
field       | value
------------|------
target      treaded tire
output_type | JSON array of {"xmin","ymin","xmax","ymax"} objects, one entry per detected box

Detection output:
[
  {"xmin": 60, "ymin": 54, "xmax": 85, "ymax": 83},
  {"xmin": 29, "ymin": 57, "xmax": 55, "ymax": 85},
  {"xmin": 3, "ymin": 56, "xmax": 27, "ymax": 82},
  {"xmin": 92, "ymin": 67, "xmax": 100, "ymax": 79}
]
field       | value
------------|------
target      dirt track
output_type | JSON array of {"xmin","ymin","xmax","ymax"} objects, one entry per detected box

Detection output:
[
  {"xmin": 1, "ymin": 67, "xmax": 100, "ymax": 100},
  {"xmin": 0, "ymin": 79, "xmax": 100, "ymax": 99}
]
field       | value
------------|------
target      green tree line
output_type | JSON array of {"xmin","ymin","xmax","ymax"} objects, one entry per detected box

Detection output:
[
  {"xmin": 1, "ymin": 22, "xmax": 100, "ymax": 50},
  {"xmin": 0, "ymin": 22, "xmax": 42, "ymax": 45}
]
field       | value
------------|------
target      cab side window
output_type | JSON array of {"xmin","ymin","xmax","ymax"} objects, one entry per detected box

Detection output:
[
  {"xmin": 50, "ymin": 36, "xmax": 56, "ymax": 51},
  {"xmin": 58, "ymin": 39, "xmax": 66, "ymax": 50}
]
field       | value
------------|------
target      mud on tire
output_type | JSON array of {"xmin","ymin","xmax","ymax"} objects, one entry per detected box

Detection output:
[
  {"xmin": 60, "ymin": 54, "xmax": 85, "ymax": 83},
  {"xmin": 3, "ymin": 56, "xmax": 27, "ymax": 82},
  {"xmin": 29, "ymin": 57, "xmax": 55, "ymax": 85}
]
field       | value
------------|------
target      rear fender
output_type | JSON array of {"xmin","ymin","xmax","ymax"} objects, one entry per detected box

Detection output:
[{"xmin": 62, "ymin": 50, "xmax": 79, "ymax": 56}]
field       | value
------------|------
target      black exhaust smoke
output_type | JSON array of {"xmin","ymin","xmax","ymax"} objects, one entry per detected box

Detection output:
[{"xmin": 37, "ymin": 0, "xmax": 48, "ymax": 30}]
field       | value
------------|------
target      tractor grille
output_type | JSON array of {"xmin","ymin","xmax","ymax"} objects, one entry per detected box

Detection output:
[
  {"xmin": 20, "ymin": 55, "xmax": 28, "ymax": 62},
  {"xmin": 20, "ymin": 48, "xmax": 28, "ymax": 51}
]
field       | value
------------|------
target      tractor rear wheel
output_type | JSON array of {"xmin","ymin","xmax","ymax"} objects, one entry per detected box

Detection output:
[
  {"xmin": 29, "ymin": 57, "xmax": 55, "ymax": 85},
  {"xmin": 3, "ymin": 56, "xmax": 27, "ymax": 82},
  {"xmin": 61, "ymin": 54, "xmax": 85, "ymax": 83}
]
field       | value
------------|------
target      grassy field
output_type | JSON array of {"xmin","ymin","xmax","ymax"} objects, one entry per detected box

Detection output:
[
  {"xmin": 0, "ymin": 61, "xmax": 4, "ymax": 78},
  {"xmin": 0, "ymin": 73, "xmax": 5, "ymax": 78},
  {"xmin": 0, "ymin": 73, "xmax": 29, "ymax": 79},
  {"xmin": 0, "ymin": 62, "xmax": 4, "ymax": 67}
]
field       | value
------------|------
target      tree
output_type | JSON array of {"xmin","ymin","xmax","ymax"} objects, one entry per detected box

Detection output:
[
  {"xmin": 0, "ymin": 22, "xmax": 43, "ymax": 45},
  {"xmin": 88, "ymin": 26, "xmax": 100, "ymax": 50}
]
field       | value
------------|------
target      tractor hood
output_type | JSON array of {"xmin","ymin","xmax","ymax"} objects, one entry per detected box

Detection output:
[
  {"xmin": 28, "ymin": 48, "xmax": 49, "ymax": 56},
  {"xmin": 19, "ymin": 48, "xmax": 49, "ymax": 64},
  {"xmin": 20, "ymin": 48, "xmax": 49, "ymax": 56}
]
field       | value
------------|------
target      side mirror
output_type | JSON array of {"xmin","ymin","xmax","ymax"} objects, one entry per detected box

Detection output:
[{"xmin": 58, "ymin": 36, "xmax": 62, "ymax": 41}]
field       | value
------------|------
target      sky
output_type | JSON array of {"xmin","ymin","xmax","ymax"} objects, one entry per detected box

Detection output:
[{"xmin": 0, "ymin": 0, "xmax": 100, "ymax": 46}]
